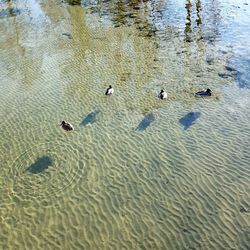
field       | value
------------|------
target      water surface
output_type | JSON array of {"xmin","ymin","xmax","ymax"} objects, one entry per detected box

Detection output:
[{"xmin": 0, "ymin": 0, "xmax": 250, "ymax": 249}]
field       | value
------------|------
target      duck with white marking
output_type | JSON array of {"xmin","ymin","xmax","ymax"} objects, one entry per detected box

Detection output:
[
  {"xmin": 105, "ymin": 85, "xmax": 114, "ymax": 95},
  {"xmin": 60, "ymin": 121, "xmax": 74, "ymax": 131},
  {"xmin": 158, "ymin": 89, "xmax": 167, "ymax": 99}
]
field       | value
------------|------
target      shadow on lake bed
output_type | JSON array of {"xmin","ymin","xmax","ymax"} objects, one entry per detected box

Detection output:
[
  {"xmin": 135, "ymin": 113, "xmax": 155, "ymax": 131},
  {"xmin": 80, "ymin": 110, "xmax": 100, "ymax": 126},
  {"xmin": 26, "ymin": 156, "xmax": 53, "ymax": 174},
  {"xmin": 179, "ymin": 112, "xmax": 201, "ymax": 130}
]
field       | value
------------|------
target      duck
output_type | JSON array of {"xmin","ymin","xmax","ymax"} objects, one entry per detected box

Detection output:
[
  {"xmin": 195, "ymin": 88, "xmax": 212, "ymax": 97},
  {"xmin": 105, "ymin": 85, "xmax": 114, "ymax": 95},
  {"xmin": 158, "ymin": 89, "xmax": 167, "ymax": 99},
  {"xmin": 60, "ymin": 121, "xmax": 74, "ymax": 131}
]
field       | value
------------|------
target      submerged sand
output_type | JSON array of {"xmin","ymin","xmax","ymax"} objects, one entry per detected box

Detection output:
[{"xmin": 0, "ymin": 0, "xmax": 250, "ymax": 249}]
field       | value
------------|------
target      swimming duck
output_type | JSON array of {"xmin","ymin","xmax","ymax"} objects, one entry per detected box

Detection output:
[
  {"xmin": 195, "ymin": 88, "xmax": 212, "ymax": 97},
  {"xmin": 60, "ymin": 121, "xmax": 74, "ymax": 131},
  {"xmin": 105, "ymin": 85, "xmax": 114, "ymax": 95},
  {"xmin": 158, "ymin": 89, "xmax": 167, "ymax": 99}
]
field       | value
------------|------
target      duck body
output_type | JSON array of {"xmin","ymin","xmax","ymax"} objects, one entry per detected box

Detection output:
[
  {"xmin": 105, "ymin": 85, "xmax": 114, "ymax": 95},
  {"xmin": 195, "ymin": 88, "xmax": 212, "ymax": 97},
  {"xmin": 158, "ymin": 89, "xmax": 167, "ymax": 99},
  {"xmin": 61, "ymin": 121, "xmax": 74, "ymax": 131}
]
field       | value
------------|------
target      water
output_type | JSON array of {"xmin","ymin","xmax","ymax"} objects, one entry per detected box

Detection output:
[{"xmin": 0, "ymin": 0, "xmax": 250, "ymax": 249}]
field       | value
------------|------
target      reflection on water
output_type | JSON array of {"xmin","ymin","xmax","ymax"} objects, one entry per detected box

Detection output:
[
  {"xmin": 66, "ymin": 0, "xmax": 82, "ymax": 6},
  {"xmin": 196, "ymin": 0, "xmax": 202, "ymax": 25},
  {"xmin": 64, "ymin": 0, "xmax": 97, "ymax": 6},
  {"xmin": 0, "ymin": 0, "xmax": 22, "ymax": 18},
  {"xmin": 184, "ymin": 0, "xmax": 203, "ymax": 42},
  {"xmin": 1, "ymin": 0, "xmax": 250, "ymax": 249},
  {"xmin": 63, "ymin": 0, "xmax": 173, "ymax": 38},
  {"xmin": 0, "ymin": 7, "xmax": 22, "ymax": 18}
]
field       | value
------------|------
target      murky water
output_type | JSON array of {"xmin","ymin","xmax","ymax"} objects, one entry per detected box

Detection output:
[{"xmin": 0, "ymin": 0, "xmax": 250, "ymax": 249}]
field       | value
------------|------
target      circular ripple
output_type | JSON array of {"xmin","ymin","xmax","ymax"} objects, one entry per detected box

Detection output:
[{"xmin": 8, "ymin": 141, "xmax": 84, "ymax": 201}]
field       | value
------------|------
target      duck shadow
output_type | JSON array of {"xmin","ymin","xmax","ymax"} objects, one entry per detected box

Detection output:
[
  {"xmin": 26, "ymin": 156, "xmax": 53, "ymax": 174},
  {"xmin": 135, "ymin": 113, "xmax": 155, "ymax": 131},
  {"xmin": 179, "ymin": 112, "xmax": 201, "ymax": 130},
  {"xmin": 80, "ymin": 110, "xmax": 100, "ymax": 126}
]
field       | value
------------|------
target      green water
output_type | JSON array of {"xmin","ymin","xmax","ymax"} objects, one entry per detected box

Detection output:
[{"xmin": 0, "ymin": 0, "xmax": 250, "ymax": 249}]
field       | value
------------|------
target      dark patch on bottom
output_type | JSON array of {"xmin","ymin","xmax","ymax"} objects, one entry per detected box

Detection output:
[
  {"xmin": 26, "ymin": 156, "xmax": 53, "ymax": 174},
  {"xmin": 206, "ymin": 56, "xmax": 214, "ymax": 65},
  {"xmin": 62, "ymin": 32, "xmax": 73, "ymax": 39},
  {"xmin": 179, "ymin": 112, "xmax": 201, "ymax": 130},
  {"xmin": 240, "ymin": 206, "xmax": 249, "ymax": 213},
  {"xmin": 80, "ymin": 110, "xmax": 100, "ymax": 126},
  {"xmin": 135, "ymin": 113, "xmax": 155, "ymax": 131},
  {"xmin": 218, "ymin": 72, "xmax": 235, "ymax": 79},
  {"xmin": 220, "ymin": 64, "xmax": 250, "ymax": 88},
  {"xmin": 0, "ymin": 8, "xmax": 22, "ymax": 18}
]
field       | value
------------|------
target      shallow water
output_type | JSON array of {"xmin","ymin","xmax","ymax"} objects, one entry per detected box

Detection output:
[{"xmin": 0, "ymin": 0, "xmax": 250, "ymax": 249}]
